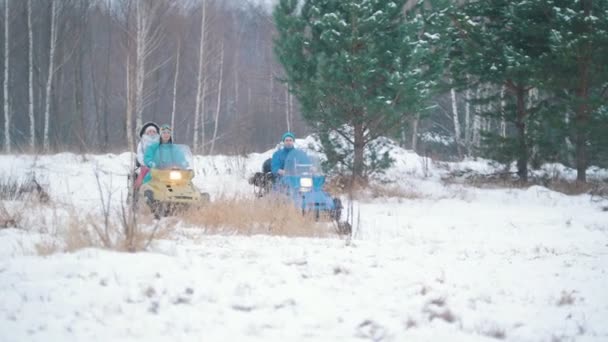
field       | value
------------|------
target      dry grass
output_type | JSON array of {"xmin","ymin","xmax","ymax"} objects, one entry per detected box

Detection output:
[
  {"xmin": 428, "ymin": 308, "xmax": 457, "ymax": 323},
  {"xmin": 367, "ymin": 183, "xmax": 423, "ymax": 199},
  {"xmin": 3, "ymin": 193, "xmax": 173, "ymax": 254},
  {"xmin": 443, "ymin": 170, "xmax": 605, "ymax": 197},
  {"xmin": 0, "ymin": 201, "xmax": 23, "ymax": 229},
  {"xmin": 557, "ymin": 290, "xmax": 576, "ymax": 306},
  {"xmin": 481, "ymin": 326, "xmax": 507, "ymax": 340},
  {"xmin": 0, "ymin": 174, "xmax": 49, "ymax": 203},
  {"xmin": 35, "ymin": 239, "xmax": 62, "ymax": 256},
  {"xmin": 181, "ymin": 195, "xmax": 331, "ymax": 237}
]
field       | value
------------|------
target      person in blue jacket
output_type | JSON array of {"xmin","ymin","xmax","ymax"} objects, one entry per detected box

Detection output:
[
  {"xmin": 143, "ymin": 124, "xmax": 186, "ymax": 184},
  {"xmin": 271, "ymin": 132, "xmax": 296, "ymax": 177}
]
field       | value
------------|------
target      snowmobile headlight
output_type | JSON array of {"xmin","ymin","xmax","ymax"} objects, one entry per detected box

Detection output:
[
  {"xmin": 300, "ymin": 177, "xmax": 313, "ymax": 190},
  {"xmin": 169, "ymin": 171, "xmax": 182, "ymax": 180}
]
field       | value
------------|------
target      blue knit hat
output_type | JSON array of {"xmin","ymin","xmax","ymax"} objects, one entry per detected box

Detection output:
[{"xmin": 281, "ymin": 132, "xmax": 295, "ymax": 142}]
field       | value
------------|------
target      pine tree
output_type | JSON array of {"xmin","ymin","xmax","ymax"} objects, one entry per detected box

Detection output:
[
  {"xmin": 449, "ymin": 0, "xmax": 554, "ymax": 182},
  {"xmin": 542, "ymin": 0, "xmax": 608, "ymax": 182},
  {"xmin": 273, "ymin": 0, "xmax": 443, "ymax": 182}
]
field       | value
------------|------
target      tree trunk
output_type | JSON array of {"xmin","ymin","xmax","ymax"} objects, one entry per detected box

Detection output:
[
  {"xmin": 574, "ymin": 0, "xmax": 592, "ymax": 184},
  {"xmin": 574, "ymin": 76, "xmax": 590, "ymax": 184},
  {"xmin": 126, "ymin": 51, "xmax": 134, "ymax": 152},
  {"xmin": 464, "ymin": 87, "xmax": 471, "ymax": 154},
  {"xmin": 171, "ymin": 39, "xmax": 181, "ymax": 141},
  {"xmin": 500, "ymin": 85, "xmax": 506, "ymax": 138},
  {"xmin": 472, "ymin": 86, "xmax": 481, "ymax": 149},
  {"xmin": 4, "ymin": 0, "xmax": 10, "ymax": 153},
  {"xmin": 210, "ymin": 40, "xmax": 224, "ymax": 155},
  {"xmin": 193, "ymin": 1, "xmax": 207, "ymax": 154},
  {"xmin": 269, "ymin": 57, "xmax": 273, "ymax": 117},
  {"xmin": 43, "ymin": 0, "xmax": 58, "ymax": 153},
  {"xmin": 102, "ymin": 0, "xmax": 112, "ymax": 151},
  {"xmin": 514, "ymin": 84, "xmax": 528, "ymax": 182},
  {"xmin": 353, "ymin": 122, "xmax": 365, "ymax": 184},
  {"xmin": 411, "ymin": 113, "xmax": 419, "ymax": 152},
  {"xmin": 74, "ymin": 21, "xmax": 85, "ymax": 153},
  {"xmin": 28, "ymin": 0, "xmax": 35, "ymax": 152},
  {"xmin": 285, "ymin": 85, "xmax": 291, "ymax": 131},
  {"xmin": 90, "ymin": 65, "xmax": 101, "ymax": 149},
  {"xmin": 233, "ymin": 12, "xmax": 242, "ymax": 121},
  {"xmin": 134, "ymin": 0, "xmax": 145, "ymax": 133},
  {"xmin": 451, "ymin": 88, "xmax": 462, "ymax": 159}
]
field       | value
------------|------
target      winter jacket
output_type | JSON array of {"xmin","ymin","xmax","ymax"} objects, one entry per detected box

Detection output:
[
  {"xmin": 271, "ymin": 146, "xmax": 295, "ymax": 176},
  {"xmin": 143, "ymin": 142, "xmax": 187, "ymax": 183},
  {"xmin": 136, "ymin": 134, "xmax": 159, "ymax": 166}
]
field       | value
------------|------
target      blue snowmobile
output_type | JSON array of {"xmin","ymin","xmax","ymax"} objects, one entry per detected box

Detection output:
[{"xmin": 249, "ymin": 149, "xmax": 351, "ymax": 234}]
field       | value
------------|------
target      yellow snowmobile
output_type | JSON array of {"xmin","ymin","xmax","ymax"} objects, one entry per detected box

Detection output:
[{"xmin": 138, "ymin": 144, "xmax": 209, "ymax": 218}]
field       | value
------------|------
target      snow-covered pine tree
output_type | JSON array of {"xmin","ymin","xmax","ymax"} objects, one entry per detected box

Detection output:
[
  {"xmin": 542, "ymin": 0, "xmax": 608, "ymax": 182},
  {"xmin": 273, "ymin": 0, "xmax": 444, "ymax": 182},
  {"xmin": 449, "ymin": 0, "xmax": 552, "ymax": 182}
]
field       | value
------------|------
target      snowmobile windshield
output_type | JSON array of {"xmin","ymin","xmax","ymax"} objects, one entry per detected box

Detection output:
[
  {"xmin": 150, "ymin": 144, "xmax": 193, "ymax": 170},
  {"xmin": 283, "ymin": 149, "xmax": 322, "ymax": 176}
]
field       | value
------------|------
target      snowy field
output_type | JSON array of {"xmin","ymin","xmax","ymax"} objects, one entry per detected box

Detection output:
[{"xmin": 1, "ymin": 139, "xmax": 607, "ymax": 342}]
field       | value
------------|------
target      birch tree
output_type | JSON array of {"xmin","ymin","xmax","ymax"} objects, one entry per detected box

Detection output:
[
  {"xmin": 193, "ymin": 0, "xmax": 208, "ymax": 153},
  {"xmin": 209, "ymin": 39, "xmax": 224, "ymax": 155},
  {"xmin": 3, "ymin": 0, "xmax": 10, "ymax": 153},
  {"xmin": 134, "ymin": 0, "xmax": 165, "ymax": 133},
  {"xmin": 285, "ymin": 85, "xmax": 291, "ymax": 131},
  {"xmin": 170, "ymin": 39, "xmax": 181, "ymax": 139},
  {"xmin": 28, "ymin": 0, "xmax": 35, "ymax": 151},
  {"xmin": 464, "ymin": 87, "xmax": 472, "ymax": 154},
  {"xmin": 43, "ymin": 0, "xmax": 58, "ymax": 153},
  {"xmin": 451, "ymin": 88, "xmax": 462, "ymax": 158}
]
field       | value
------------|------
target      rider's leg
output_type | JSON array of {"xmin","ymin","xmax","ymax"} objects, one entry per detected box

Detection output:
[{"xmin": 134, "ymin": 166, "xmax": 150, "ymax": 189}]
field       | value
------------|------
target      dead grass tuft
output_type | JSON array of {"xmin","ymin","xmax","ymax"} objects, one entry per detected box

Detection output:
[
  {"xmin": 428, "ymin": 308, "xmax": 456, "ymax": 323},
  {"xmin": 182, "ymin": 195, "xmax": 330, "ymax": 237},
  {"xmin": 324, "ymin": 175, "xmax": 367, "ymax": 196},
  {"xmin": 0, "ymin": 202, "xmax": 22, "ymax": 229},
  {"xmin": 481, "ymin": 326, "xmax": 507, "ymax": 340},
  {"xmin": 367, "ymin": 183, "xmax": 423, "ymax": 199},
  {"xmin": 429, "ymin": 297, "xmax": 446, "ymax": 307},
  {"xmin": 443, "ymin": 169, "xmax": 605, "ymax": 197},
  {"xmin": 34, "ymin": 239, "xmax": 61, "ymax": 256},
  {"xmin": 424, "ymin": 296, "xmax": 457, "ymax": 323},
  {"xmin": 557, "ymin": 290, "xmax": 576, "ymax": 306},
  {"xmin": 405, "ymin": 318, "xmax": 417, "ymax": 329},
  {"xmin": 0, "ymin": 175, "xmax": 50, "ymax": 203}
]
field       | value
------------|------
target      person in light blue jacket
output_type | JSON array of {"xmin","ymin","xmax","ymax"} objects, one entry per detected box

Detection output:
[
  {"xmin": 143, "ymin": 124, "xmax": 185, "ymax": 184},
  {"xmin": 271, "ymin": 132, "xmax": 296, "ymax": 177}
]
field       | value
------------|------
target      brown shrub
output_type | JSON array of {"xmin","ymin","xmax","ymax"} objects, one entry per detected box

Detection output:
[{"xmin": 181, "ymin": 195, "xmax": 331, "ymax": 237}]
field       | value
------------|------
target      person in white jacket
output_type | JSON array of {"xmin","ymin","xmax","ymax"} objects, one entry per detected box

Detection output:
[{"xmin": 134, "ymin": 121, "xmax": 160, "ymax": 189}]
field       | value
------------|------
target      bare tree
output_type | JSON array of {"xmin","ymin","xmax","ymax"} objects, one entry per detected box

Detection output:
[
  {"xmin": 285, "ymin": 85, "xmax": 291, "ymax": 132},
  {"xmin": 122, "ymin": 0, "xmax": 167, "ymax": 151},
  {"xmin": 28, "ymin": 0, "xmax": 35, "ymax": 152},
  {"xmin": 170, "ymin": 39, "xmax": 181, "ymax": 139},
  {"xmin": 43, "ymin": 0, "xmax": 58, "ymax": 153},
  {"xmin": 209, "ymin": 39, "xmax": 224, "ymax": 155},
  {"xmin": 134, "ymin": 0, "xmax": 165, "ymax": 133},
  {"xmin": 193, "ymin": 0, "xmax": 208, "ymax": 154},
  {"xmin": 3, "ymin": 0, "xmax": 10, "ymax": 153}
]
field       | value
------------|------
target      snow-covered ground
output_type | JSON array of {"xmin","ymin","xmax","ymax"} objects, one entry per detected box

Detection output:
[{"xmin": 1, "ymin": 140, "xmax": 607, "ymax": 342}]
